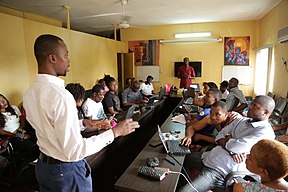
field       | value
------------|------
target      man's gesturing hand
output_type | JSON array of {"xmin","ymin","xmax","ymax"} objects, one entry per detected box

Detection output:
[{"xmin": 112, "ymin": 118, "xmax": 140, "ymax": 138}]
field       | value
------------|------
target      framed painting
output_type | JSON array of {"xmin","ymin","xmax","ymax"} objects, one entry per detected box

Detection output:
[
  {"xmin": 224, "ymin": 36, "xmax": 250, "ymax": 66},
  {"xmin": 128, "ymin": 40, "xmax": 159, "ymax": 66}
]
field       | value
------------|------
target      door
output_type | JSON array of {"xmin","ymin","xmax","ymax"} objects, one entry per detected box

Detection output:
[{"xmin": 117, "ymin": 53, "xmax": 134, "ymax": 92}]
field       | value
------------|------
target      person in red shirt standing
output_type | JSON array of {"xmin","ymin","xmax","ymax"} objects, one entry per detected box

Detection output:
[{"xmin": 177, "ymin": 57, "xmax": 196, "ymax": 88}]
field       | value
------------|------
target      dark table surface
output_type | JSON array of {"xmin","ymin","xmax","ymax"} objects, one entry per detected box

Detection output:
[
  {"xmin": 87, "ymin": 96, "xmax": 182, "ymax": 192},
  {"xmin": 114, "ymin": 100, "xmax": 186, "ymax": 192}
]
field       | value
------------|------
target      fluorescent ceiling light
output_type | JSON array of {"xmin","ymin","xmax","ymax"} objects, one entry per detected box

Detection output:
[
  {"xmin": 174, "ymin": 32, "xmax": 212, "ymax": 38},
  {"xmin": 160, "ymin": 37, "xmax": 222, "ymax": 44}
]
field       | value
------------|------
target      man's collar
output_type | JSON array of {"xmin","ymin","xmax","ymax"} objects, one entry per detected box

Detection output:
[
  {"xmin": 248, "ymin": 118, "xmax": 269, "ymax": 127},
  {"xmin": 36, "ymin": 74, "xmax": 64, "ymax": 87}
]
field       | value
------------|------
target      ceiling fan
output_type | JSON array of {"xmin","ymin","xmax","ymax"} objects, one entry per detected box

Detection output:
[
  {"xmin": 90, "ymin": 0, "xmax": 133, "ymax": 30},
  {"xmin": 118, "ymin": 0, "xmax": 130, "ymax": 29}
]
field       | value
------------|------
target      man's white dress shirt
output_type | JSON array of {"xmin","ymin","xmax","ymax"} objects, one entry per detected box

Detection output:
[
  {"xmin": 202, "ymin": 117, "xmax": 275, "ymax": 176},
  {"xmin": 24, "ymin": 74, "xmax": 114, "ymax": 162}
]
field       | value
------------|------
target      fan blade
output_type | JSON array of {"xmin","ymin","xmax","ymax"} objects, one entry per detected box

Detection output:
[
  {"xmin": 92, "ymin": 24, "xmax": 114, "ymax": 29},
  {"xmin": 129, "ymin": 25, "xmax": 149, "ymax": 29},
  {"xmin": 74, "ymin": 12, "xmax": 121, "ymax": 20}
]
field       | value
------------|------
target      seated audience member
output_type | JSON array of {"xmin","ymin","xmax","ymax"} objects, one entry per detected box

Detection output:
[
  {"xmin": 181, "ymin": 101, "xmax": 242, "ymax": 146},
  {"xmin": 122, "ymin": 80, "xmax": 147, "ymax": 107},
  {"xmin": 140, "ymin": 75, "xmax": 154, "ymax": 97},
  {"xmin": 125, "ymin": 77, "xmax": 133, "ymax": 89},
  {"xmin": 82, "ymin": 84, "xmax": 107, "ymax": 120},
  {"xmin": 272, "ymin": 121, "xmax": 288, "ymax": 143},
  {"xmin": 0, "ymin": 94, "xmax": 24, "ymax": 137},
  {"xmin": 220, "ymin": 80, "xmax": 229, "ymax": 102},
  {"xmin": 103, "ymin": 77, "xmax": 123, "ymax": 115},
  {"xmin": 193, "ymin": 82, "xmax": 218, "ymax": 107},
  {"xmin": 98, "ymin": 78, "xmax": 109, "ymax": 95},
  {"xmin": 273, "ymin": 121, "xmax": 288, "ymax": 135},
  {"xmin": 226, "ymin": 77, "xmax": 248, "ymax": 113},
  {"xmin": 65, "ymin": 83, "xmax": 111, "ymax": 132},
  {"xmin": 179, "ymin": 95, "xmax": 276, "ymax": 192},
  {"xmin": 1, "ymin": 95, "xmax": 38, "ymax": 165},
  {"xmin": 233, "ymin": 139, "xmax": 288, "ymax": 192},
  {"xmin": 65, "ymin": 83, "xmax": 86, "ymax": 119},
  {"xmin": 186, "ymin": 88, "xmax": 222, "ymax": 127}
]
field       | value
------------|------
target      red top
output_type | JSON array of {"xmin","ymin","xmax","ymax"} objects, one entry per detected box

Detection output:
[{"xmin": 177, "ymin": 65, "xmax": 196, "ymax": 88}]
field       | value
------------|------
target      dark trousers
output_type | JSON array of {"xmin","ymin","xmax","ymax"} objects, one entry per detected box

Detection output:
[{"xmin": 36, "ymin": 158, "xmax": 92, "ymax": 192}]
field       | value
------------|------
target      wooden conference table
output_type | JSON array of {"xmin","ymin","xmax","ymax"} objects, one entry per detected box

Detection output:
[
  {"xmin": 86, "ymin": 96, "xmax": 182, "ymax": 192},
  {"xmin": 114, "ymin": 101, "xmax": 186, "ymax": 192}
]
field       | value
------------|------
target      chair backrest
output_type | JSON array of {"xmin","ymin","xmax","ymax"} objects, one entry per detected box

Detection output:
[
  {"xmin": 0, "ymin": 137, "xmax": 16, "ymax": 185},
  {"xmin": 223, "ymin": 171, "xmax": 260, "ymax": 192},
  {"xmin": 267, "ymin": 92, "xmax": 275, "ymax": 100},
  {"xmin": 273, "ymin": 96, "xmax": 288, "ymax": 116}
]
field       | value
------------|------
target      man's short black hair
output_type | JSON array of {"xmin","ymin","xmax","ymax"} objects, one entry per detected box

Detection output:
[
  {"xmin": 34, "ymin": 34, "xmax": 63, "ymax": 63},
  {"xmin": 92, "ymin": 84, "xmax": 104, "ymax": 94},
  {"xmin": 208, "ymin": 88, "xmax": 222, "ymax": 101},
  {"xmin": 207, "ymin": 82, "xmax": 218, "ymax": 89},
  {"xmin": 147, "ymin": 75, "xmax": 154, "ymax": 80},
  {"xmin": 220, "ymin": 80, "xmax": 229, "ymax": 88},
  {"xmin": 212, "ymin": 101, "xmax": 228, "ymax": 112},
  {"xmin": 230, "ymin": 77, "xmax": 239, "ymax": 84},
  {"xmin": 65, "ymin": 83, "xmax": 85, "ymax": 100}
]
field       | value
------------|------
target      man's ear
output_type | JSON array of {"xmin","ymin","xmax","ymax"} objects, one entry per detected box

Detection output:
[
  {"xmin": 48, "ymin": 54, "xmax": 56, "ymax": 64},
  {"xmin": 92, "ymin": 92, "xmax": 97, "ymax": 97},
  {"xmin": 263, "ymin": 109, "xmax": 270, "ymax": 116}
]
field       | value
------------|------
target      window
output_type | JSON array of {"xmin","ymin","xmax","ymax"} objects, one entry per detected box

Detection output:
[{"xmin": 254, "ymin": 47, "xmax": 271, "ymax": 95}]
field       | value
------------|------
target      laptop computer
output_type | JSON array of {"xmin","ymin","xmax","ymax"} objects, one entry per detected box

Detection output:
[
  {"xmin": 154, "ymin": 87, "xmax": 165, "ymax": 100},
  {"xmin": 184, "ymin": 87, "xmax": 195, "ymax": 102},
  {"xmin": 126, "ymin": 105, "xmax": 136, "ymax": 119},
  {"xmin": 157, "ymin": 126, "xmax": 191, "ymax": 155},
  {"xmin": 189, "ymin": 83, "xmax": 200, "ymax": 92},
  {"xmin": 146, "ymin": 97, "xmax": 156, "ymax": 107}
]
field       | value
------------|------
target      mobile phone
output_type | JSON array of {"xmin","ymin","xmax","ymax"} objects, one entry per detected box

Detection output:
[
  {"xmin": 149, "ymin": 140, "xmax": 162, "ymax": 148},
  {"xmin": 109, "ymin": 114, "xmax": 115, "ymax": 120}
]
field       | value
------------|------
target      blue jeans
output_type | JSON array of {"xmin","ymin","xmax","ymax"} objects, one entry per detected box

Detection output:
[
  {"xmin": 179, "ymin": 152, "xmax": 225, "ymax": 192},
  {"xmin": 36, "ymin": 158, "xmax": 92, "ymax": 192}
]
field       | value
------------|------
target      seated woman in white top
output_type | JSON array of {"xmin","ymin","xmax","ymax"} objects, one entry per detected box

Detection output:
[
  {"xmin": 0, "ymin": 94, "xmax": 39, "ymax": 163},
  {"xmin": 140, "ymin": 75, "xmax": 154, "ymax": 97},
  {"xmin": 0, "ymin": 94, "xmax": 24, "ymax": 137}
]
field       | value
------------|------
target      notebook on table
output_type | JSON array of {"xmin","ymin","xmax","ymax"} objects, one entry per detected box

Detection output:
[{"xmin": 157, "ymin": 126, "xmax": 191, "ymax": 155}]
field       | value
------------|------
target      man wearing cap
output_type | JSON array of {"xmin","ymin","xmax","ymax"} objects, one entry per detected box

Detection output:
[
  {"xmin": 140, "ymin": 75, "xmax": 154, "ymax": 97},
  {"xmin": 177, "ymin": 57, "xmax": 196, "ymax": 89}
]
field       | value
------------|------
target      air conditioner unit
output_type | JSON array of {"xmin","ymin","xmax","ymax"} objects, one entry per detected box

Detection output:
[{"xmin": 278, "ymin": 26, "xmax": 288, "ymax": 44}]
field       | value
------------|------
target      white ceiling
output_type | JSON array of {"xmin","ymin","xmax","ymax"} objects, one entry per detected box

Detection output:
[{"xmin": 0, "ymin": 0, "xmax": 281, "ymax": 35}]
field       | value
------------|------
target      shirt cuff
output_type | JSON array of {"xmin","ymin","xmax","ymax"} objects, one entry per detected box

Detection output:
[
  {"xmin": 79, "ymin": 119, "xmax": 86, "ymax": 131},
  {"xmin": 101, "ymin": 129, "xmax": 115, "ymax": 146}
]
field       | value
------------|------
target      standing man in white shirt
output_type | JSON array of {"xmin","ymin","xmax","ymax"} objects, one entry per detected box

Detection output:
[
  {"xmin": 23, "ymin": 34, "xmax": 139, "ymax": 191},
  {"xmin": 140, "ymin": 75, "xmax": 154, "ymax": 97}
]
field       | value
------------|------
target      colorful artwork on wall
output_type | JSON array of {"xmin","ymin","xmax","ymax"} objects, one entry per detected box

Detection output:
[
  {"xmin": 128, "ymin": 40, "xmax": 159, "ymax": 66},
  {"xmin": 224, "ymin": 36, "xmax": 250, "ymax": 66}
]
